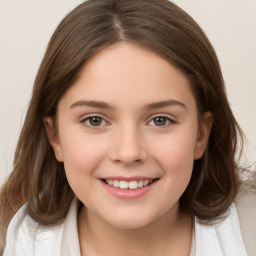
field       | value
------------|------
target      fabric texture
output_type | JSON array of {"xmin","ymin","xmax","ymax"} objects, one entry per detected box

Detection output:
[
  {"xmin": 194, "ymin": 203, "xmax": 247, "ymax": 255},
  {"xmin": 235, "ymin": 186, "xmax": 256, "ymax": 256},
  {"xmin": 2, "ymin": 190, "xmax": 255, "ymax": 256},
  {"xmin": 2, "ymin": 204, "xmax": 64, "ymax": 256}
]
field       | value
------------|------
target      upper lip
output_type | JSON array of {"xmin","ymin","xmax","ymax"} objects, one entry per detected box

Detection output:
[{"xmin": 100, "ymin": 176, "xmax": 158, "ymax": 181}]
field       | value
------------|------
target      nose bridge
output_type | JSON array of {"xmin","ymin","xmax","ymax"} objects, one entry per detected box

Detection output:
[{"xmin": 110, "ymin": 121, "xmax": 147, "ymax": 164}]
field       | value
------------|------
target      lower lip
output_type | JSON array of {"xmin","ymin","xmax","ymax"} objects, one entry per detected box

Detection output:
[{"xmin": 100, "ymin": 179, "xmax": 158, "ymax": 199}]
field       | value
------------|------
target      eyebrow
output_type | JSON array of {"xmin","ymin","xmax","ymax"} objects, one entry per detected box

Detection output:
[
  {"xmin": 70, "ymin": 100, "xmax": 111, "ymax": 109},
  {"xmin": 70, "ymin": 99, "xmax": 187, "ymax": 110},
  {"xmin": 146, "ymin": 100, "xmax": 187, "ymax": 110}
]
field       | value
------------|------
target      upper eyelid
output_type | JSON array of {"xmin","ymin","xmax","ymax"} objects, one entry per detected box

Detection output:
[
  {"xmin": 80, "ymin": 113, "xmax": 109, "ymax": 121},
  {"xmin": 146, "ymin": 113, "xmax": 176, "ymax": 122},
  {"xmin": 78, "ymin": 113, "xmax": 176, "ymax": 124},
  {"xmin": 148, "ymin": 117, "xmax": 174, "ymax": 124},
  {"xmin": 80, "ymin": 114, "xmax": 111, "ymax": 126}
]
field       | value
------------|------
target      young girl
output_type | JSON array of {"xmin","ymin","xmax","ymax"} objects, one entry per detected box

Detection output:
[{"xmin": 0, "ymin": 0, "xmax": 255, "ymax": 255}]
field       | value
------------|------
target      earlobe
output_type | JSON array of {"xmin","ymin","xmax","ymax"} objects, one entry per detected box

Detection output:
[
  {"xmin": 194, "ymin": 112, "xmax": 213, "ymax": 160},
  {"xmin": 43, "ymin": 117, "xmax": 63, "ymax": 162}
]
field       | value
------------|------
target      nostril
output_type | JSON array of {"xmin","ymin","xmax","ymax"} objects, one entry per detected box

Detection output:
[{"xmin": 109, "ymin": 137, "xmax": 147, "ymax": 165}]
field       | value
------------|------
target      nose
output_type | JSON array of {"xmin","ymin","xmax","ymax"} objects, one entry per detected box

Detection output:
[{"xmin": 109, "ymin": 125, "xmax": 147, "ymax": 166}]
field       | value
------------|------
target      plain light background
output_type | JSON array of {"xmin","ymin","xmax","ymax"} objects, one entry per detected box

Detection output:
[{"xmin": 0, "ymin": 0, "xmax": 255, "ymax": 185}]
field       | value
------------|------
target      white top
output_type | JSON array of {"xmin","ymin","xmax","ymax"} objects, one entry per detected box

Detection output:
[
  {"xmin": 2, "ymin": 197, "xmax": 250, "ymax": 256},
  {"xmin": 194, "ymin": 206, "xmax": 247, "ymax": 255}
]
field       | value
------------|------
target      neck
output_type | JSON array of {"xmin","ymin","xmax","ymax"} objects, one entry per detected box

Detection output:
[{"xmin": 78, "ymin": 204, "xmax": 193, "ymax": 256}]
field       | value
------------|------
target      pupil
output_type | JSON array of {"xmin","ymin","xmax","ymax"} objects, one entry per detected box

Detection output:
[
  {"xmin": 154, "ymin": 117, "xmax": 166, "ymax": 126},
  {"xmin": 89, "ymin": 117, "xmax": 102, "ymax": 126}
]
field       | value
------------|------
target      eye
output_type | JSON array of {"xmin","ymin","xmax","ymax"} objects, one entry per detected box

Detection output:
[
  {"xmin": 148, "ymin": 116, "xmax": 174, "ymax": 127},
  {"xmin": 82, "ymin": 116, "xmax": 107, "ymax": 127}
]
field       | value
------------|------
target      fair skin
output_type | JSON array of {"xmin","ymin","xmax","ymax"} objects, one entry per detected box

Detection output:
[{"xmin": 44, "ymin": 43, "xmax": 213, "ymax": 256}]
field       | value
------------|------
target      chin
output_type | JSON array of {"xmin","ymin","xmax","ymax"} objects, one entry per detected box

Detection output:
[{"xmin": 102, "ymin": 211, "xmax": 157, "ymax": 230}]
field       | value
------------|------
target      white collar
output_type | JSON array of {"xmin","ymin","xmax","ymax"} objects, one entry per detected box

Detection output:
[
  {"xmin": 195, "ymin": 203, "xmax": 248, "ymax": 256},
  {"xmin": 3, "ymin": 200, "xmax": 247, "ymax": 256},
  {"xmin": 61, "ymin": 200, "xmax": 247, "ymax": 256}
]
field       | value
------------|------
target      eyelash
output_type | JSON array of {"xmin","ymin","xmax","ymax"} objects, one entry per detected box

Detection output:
[
  {"xmin": 81, "ymin": 115, "xmax": 108, "ymax": 127},
  {"xmin": 147, "ymin": 115, "xmax": 175, "ymax": 127},
  {"xmin": 80, "ymin": 115, "xmax": 175, "ymax": 128}
]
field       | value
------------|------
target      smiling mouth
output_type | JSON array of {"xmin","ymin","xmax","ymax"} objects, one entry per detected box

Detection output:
[{"xmin": 101, "ymin": 178, "xmax": 159, "ymax": 190}]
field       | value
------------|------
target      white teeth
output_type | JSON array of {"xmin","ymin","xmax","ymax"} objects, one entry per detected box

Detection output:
[
  {"xmin": 113, "ymin": 180, "xmax": 119, "ymax": 187},
  {"xmin": 119, "ymin": 180, "xmax": 129, "ymax": 189},
  {"xmin": 105, "ymin": 179, "xmax": 154, "ymax": 189},
  {"xmin": 138, "ymin": 180, "xmax": 144, "ymax": 188},
  {"xmin": 128, "ymin": 181, "xmax": 138, "ymax": 189},
  {"xmin": 143, "ymin": 180, "xmax": 149, "ymax": 186}
]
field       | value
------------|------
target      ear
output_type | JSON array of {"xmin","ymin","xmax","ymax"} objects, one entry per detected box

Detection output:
[
  {"xmin": 194, "ymin": 111, "xmax": 213, "ymax": 160},
  {"xmin": 43, "ymin": 117, "xmax": 63, "ymax": 162}
]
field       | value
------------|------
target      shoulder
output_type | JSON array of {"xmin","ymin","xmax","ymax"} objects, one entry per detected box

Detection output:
[
  {"xmin": 3, "ymin": 203, "xmax": 64, "ymax": 256},
  {"xmin": 235, "ymin": 184, "xmax": 256, "ymax": 256},
  {"xmin": 195, "ymin": 202, "xmax": 248, "ymax": 256}
]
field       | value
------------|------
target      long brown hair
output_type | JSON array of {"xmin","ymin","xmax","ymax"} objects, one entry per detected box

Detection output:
[{"xmin": 0, "ymin": 0, "xmax": 244, "ymax": 245}]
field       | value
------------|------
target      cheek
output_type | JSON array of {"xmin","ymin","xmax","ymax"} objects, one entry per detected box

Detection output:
[
  {"xmin": 58, "ymin": 130, "xmax": 108, "ymax": 183},
  {"xmin": 149, "ymin": 130, "xmax": 197, "ymax": 184},
  {"xmin": 143, "ymin": 131, "xmax": 197, "ymax": 215},
  {"xmin": 59, "ymin": 133, "xmax": 111, "ymax": 204},
  {"xmin": 153, "ymin": 132, "xmax": 196, "ymax": 165}
]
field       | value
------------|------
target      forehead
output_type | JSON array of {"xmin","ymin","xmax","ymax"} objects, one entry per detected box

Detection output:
[{"xmin": 59, "ymin": 43, "xmax": 196, "ymax": 111}]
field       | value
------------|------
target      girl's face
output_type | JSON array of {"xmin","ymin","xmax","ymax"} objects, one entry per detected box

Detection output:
[{"xmin": 45, "ymin": 43, "xmax": 212, "ymax": 229}]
